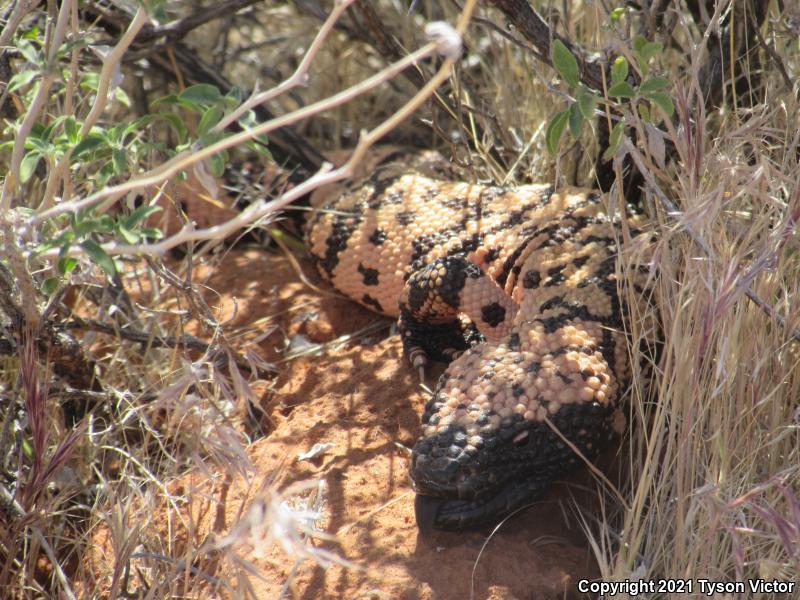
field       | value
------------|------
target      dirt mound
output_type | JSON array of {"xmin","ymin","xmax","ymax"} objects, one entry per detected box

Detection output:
[{"xmin": 88, "ymin": 248, "xmax": 599, "ymax": 599}]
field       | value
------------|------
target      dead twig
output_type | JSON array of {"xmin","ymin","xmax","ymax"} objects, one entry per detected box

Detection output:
[
  {"xmin": 133, "ymin": 0, "xmax": 263, "ymax": 44},
  {"xmin": 487, "ymin": 0, "xmax": 608, "ymax": 92},
  {"xmin": 64, "ymin": 316, "xmax": 276, "ymax": 377}
]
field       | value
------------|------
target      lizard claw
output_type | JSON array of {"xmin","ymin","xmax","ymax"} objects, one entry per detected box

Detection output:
[{"xmin": 411, "ymin": 351, "xmax": 427, "ymax": 380}]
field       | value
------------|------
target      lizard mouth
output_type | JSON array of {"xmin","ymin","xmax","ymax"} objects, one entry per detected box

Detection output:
[
  {"xmin": 413, "ymin": 476, "xmax": 547, "ymax": 533},
  {"xmin": 409, "ymin": 422, "xmax": 550, "ymax": 532}
]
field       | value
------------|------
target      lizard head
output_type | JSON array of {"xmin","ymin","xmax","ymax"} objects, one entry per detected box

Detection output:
[{"xmin": 409, "ymin": 335, "xmax": 617, "ymax": 532}]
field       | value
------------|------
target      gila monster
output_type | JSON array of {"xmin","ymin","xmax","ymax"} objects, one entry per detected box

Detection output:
[{"xmin": 305, "ymin": 151, "xmax": 651, "ymax": 531}]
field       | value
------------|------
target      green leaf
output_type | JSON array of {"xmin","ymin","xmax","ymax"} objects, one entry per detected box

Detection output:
[
  {"xmin": 151, "ymin": 93, "xmax": 180, "ymax": 107},
  {"xmin": 57, "ymin": 255, "xmax": 78, "ymax": 275},
  {"xmin": 80, "ymin": 72, "xmax": 100, "ymax": 92},
  {"xmin": 237, "ymin": 109, "xmax": 259, "ymax": 130},
  {"xmin": 117, "ymin": 224, "xmax": 139, "ymax": 244},
  {"xmin": 238, "ymin": 110, "xmax": 270, "ymax": 148},
  {"xmin": 610, "ymin": 7, "xmax": 626, "ymax": 22},
  {"xmin": 178, "ymin": 84, "xmax": 223, "ymax": 107},
  {"xmin": 639, "ymin": 76, "xmax": 671, "ymax": 94},
  {"xmin": 124, "ymin": 205, "xmax": 163, "ymax": 229},
  {"xmin": 107, "ymin": 122, "xmax": 128, "ymax": 145},
  {"xmin": 66, "ymin": 35, "xmax": 92, "ymax": 49},
  {"xmin": 73, "ymin": 133, "xmax": 107, "ymax": 159},
  {"xmin": 608, "ymin": 81, "xmax": 636, "ymax": 98},
  {"xmin": 139, "ymin": 227, "xmax": 164, "ymax": 240},
  {"xmin": 246, "ymin": 139, "xmax": 272, "ymax": 160},
  {"xmin": 161, "ymin": 113, "xmax": 188, "ymax": 143},
  {"xmin": 80, "ymin": 240, "xmax": 116, "ymax": 276},
  {"xmin": 226, "ymin": 86, "xmax": 242, "ymax": 105},
  {"xmin": 648, "ymin": 92, "xmax": 675, "ymax": 117},
  {"xmin": 207, "ymin": 152, "xmax": 226, "ymax": 178},
  {"xmin": 545, "ymin": 109, "xmax": 570, "ymax": 155},
  {"xmin": 112, "ymin": 148, "xmax": 127, "ymax": 175},
  {"xmin": 72, "ymin": 219, "xmax": 94, "ymax": 238},
  {"xmin": 21, "ymin": 437, "xmax": 33, "ymax": 460},
  {"xmin": 20, "ymin": 152, "xmax": 41, "ymax": 183},
  {"xmin": 639, "ymin": 41, "xmax": 663, "ymax": 63},
  {"xmin": 197, "ymin": 130, "xmax": 225, "ymax": 147},
  {"xmin": 126, "ymin": 114, "xmax": 158, "ymax": 134},
  {"xmin": 34, "ymin": 231, "xmax": 74, "ymax": 256},
  {"xmin": 59, "ymin": 37, "xmax": 92, "ymax": 56},
  {"xmin": 18, "ymin": 39, "xmax": 40, "ymax": 64},
  {"xmin": 632, "ymin": 35, "xmax": 663, "ymax": 77},
  {"xmin": 568, "ymin": 103, "xmax": 583, "ymax": 138},
  {"xmin": 8, "ymin": 69, "xmax": 38, "ymax": 92},
  {"xmin": 638, "ymin": 103, "xmax": 651, "ymax": 123},
  {"xmin": 577, "ymin": 87, "xmax": 598, "ymax": 119},
  {"xmin": 64, "ymin": 117, "xmax": 79, "ymax": 144},
  {"xmin": 551, "ymin": 39, "xmax": 580, "ymax": 88},
  {"xmin": 267, "ymin": 227, "xmax": 306, "ymax": 252},
  {"xmin": 13, "ymin": 206, "xmax": 35, "ymax": 218},
  {"xmin": 43, "ymin": 115, "xmax": 69, "ymax": 141},
  {"xmin": 25, "ymin": 134, "xmax": 48, "ymax": 154},
  {"xmin": 22, "ymin": 26, "xmax": 40, "ymax": 40},
  {"xmin": 96, "ymin": 162, "xmax": 115, "ymax": 188},
  {"xmin": 611, "ymin": 56, "xmax": 628, "ymax": 86},
  {"xmin": 96, "ymin": 214, "xmax": 116, "ymax": 232},
  {"xmin": 198, "ymin": 104, "xmax": 223, "ymax": 135},
  {"xmin": 41, "ymin": 277, "xmax": 60, "ymax": 296},
  {"xmin": 30, "ymin": 121, "xmax": 46, "ymax": 138},
  {"xmin": 72, "ymin": 214, "xmax": 114, "ymax": 237},
  {"xmin": 603, "ymin": 120, "xmax": 625, "ymax": 160},
  {"xmin": 114, "ymin": 87, "xmax": 131, "ymax": 107},
  {"xmin": 131, "ymin": 112, "xmax": 188, "ymax": 143}
]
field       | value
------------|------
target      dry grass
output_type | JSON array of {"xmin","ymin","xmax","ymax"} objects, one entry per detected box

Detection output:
[
  {"xmin": 417, "ymin": 1, "xmax": 800, "ymax": 590},
  {"xmin": 400, "ymin": 0, "xmax": 800, "ymax": 592},
  {"xmin": 1, "ymin": 0, "xmax": 799, "ymax": 597},
  {"xmin": 599, "ymin": 25, "xmax": 800, "ymax": 600}
]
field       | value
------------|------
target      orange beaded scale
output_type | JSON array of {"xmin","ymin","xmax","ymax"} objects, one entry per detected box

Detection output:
[{"xmin": 306, "ymin": 151, "xmax": 651, "ymax": 531}]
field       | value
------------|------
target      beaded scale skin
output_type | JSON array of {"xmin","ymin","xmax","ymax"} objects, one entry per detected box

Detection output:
[{"xmin": 306, "ymin": 151, "xmax": 651, "ymax": 531}]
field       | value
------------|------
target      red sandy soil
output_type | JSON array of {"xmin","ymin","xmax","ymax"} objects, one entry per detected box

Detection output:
[{"xmin": 87, "ymin": 246, "xmax": 603, "ymax": 599}]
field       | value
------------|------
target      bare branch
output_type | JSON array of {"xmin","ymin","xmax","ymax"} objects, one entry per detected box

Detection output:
[
  {"xmin": 0, "ymin": 0, "xmax": 40, "ymax": 50},
  {"xmin": 30, "ymin": 24, "xmax": 463, "ymax": 229},
  {"xmin": 133, "ymin": 0, "xmax": 263, "ymax": 44},
  {"xmin": 40, "ymin": 6, "xmax": 149, "ymax": 210},
  {"xmin": 214, "ymin": 0, "xmax": 357, "ymax": 133},
  {"xmin": 487, "ymin": 0, "xmax": 607, "ymax": 92},
  {"xmin": 64, "ymin": 316, "xmax": 275, "ymax": 377},
  {"xmin": 0, "ymin": 0, "xmax": 72, "ymax": 212}
]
